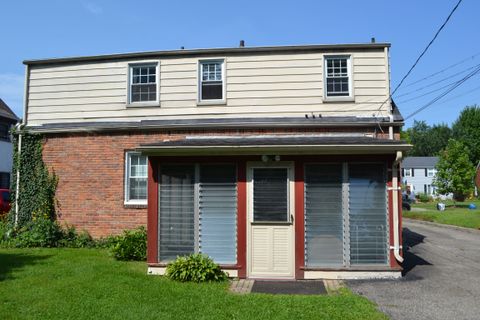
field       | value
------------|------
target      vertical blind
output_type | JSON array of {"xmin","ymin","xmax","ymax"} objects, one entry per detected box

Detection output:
[
  {"xmin": 348, "ymin": 163, "xmax": 388, "ymax": 265},
  {"xmin": 159, "ymin": 164, "xmax": 237, "ymax": 264},
  {"xmin": 159, "ymin": 165, "xmax": 196, "ymax": 262},
  {"xmin": 304, "ymin": 164, "xmax": 344, "ymax": 267},
  {"xmin": 253, "ymin": 168, "xmax": 289, "ymax": 222},
  {"xmin": 199, "ymin": 165, "xmax": 237, "ymax": 264},
  {"xmin": 304, "ymin": 162, "xmax": 388, "ymax": 267}
]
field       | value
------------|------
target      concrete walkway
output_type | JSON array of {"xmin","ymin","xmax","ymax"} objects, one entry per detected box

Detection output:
[{"xmin": 348, "ymin": 219, "xmax": 480, "ymax": 320}]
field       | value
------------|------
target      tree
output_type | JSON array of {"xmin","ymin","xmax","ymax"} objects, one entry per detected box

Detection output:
[
  {"xmin": 433, "ymin": 139, "xmax": 475, "ymax": 202},
  {"xmin": 403, "ymin": 120, "xmax": 451, "ymax": 156},
  {"xmin": 452, "ymin": 105, "xmax": 480, "ymax": 164}
]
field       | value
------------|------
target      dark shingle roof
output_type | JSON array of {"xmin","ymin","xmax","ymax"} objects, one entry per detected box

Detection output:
[
  {"xmin": 0, "ymin": 99, "xmax": 19, "ymax": 123},
  {"xmin": 403, "ymin": 156, "xmax": 438, "ymax": 169}
]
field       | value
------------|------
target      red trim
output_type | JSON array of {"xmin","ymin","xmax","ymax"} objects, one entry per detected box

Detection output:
[
  {"xmin": 237, "ymin": 161, "xmax": 247, "ymax": 278},
  {"xmin": 147, "ymin": 158, "xmax": 159, "ymax": 264},
  {"xmin": 294, "ymin": 161, "xmax": 305, "ymax": 279},
  {"xmin": 387, "ymin": 164, "xmax": 403, "ymax": 269}
]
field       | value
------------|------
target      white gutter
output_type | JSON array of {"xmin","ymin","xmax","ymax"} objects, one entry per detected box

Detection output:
[{"xmin": 391, "ymin": 151, "xmax": 404, "ymax": 263}]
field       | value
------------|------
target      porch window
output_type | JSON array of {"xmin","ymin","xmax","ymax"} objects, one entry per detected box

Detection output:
[
  {"xmin": 199, "ymin": 60, "xmax": 224, "ymax": 102},
  {"xmin": 124, "ymin": 152, "xmax": 148, "ymax": 204},
  {"xmin": 159, "ymin": 164, "xmax": 237, "ymax": 264},
  {"xmin": 304, "ymin": 162, "xmax": 388, "ymax": 267},
  {"xmin": 324, "ymin": 56, "xmax": 351, "ymax": 98},
  {"xmin": 253, "ymin": 168, "xmax": 289, "ymax": 222}
]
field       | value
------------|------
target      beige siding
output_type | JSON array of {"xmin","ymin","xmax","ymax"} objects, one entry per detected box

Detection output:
[{"xmin": 26, "ymin": 49, "xmax": 391, "ymax": 126}]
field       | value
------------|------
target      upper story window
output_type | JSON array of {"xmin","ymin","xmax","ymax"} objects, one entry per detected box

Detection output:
[
  {"xmin": 125, "ymin": 152, "xmax": 148, "ymax": 204},
  {"xmin": 404, "ymin": 168, "xmax": 412, "ymax": 177},
  {"xmin": 427, "ymin": 168, "xmax": 436, "ymax": 177},
  {"xmin": 129, "ymin": 63, "xmax": 158, "ymax": 104},
  {"xmin": 0, "ymin": 123, "xmax": 10, "ymax": 141},
  {"xmin": 199, "ymin": 60, "xmax": 224, "ymax": 102},
  {"xmin": 324, "ymin": 56, "xmax": 352, "ymax": 98}
]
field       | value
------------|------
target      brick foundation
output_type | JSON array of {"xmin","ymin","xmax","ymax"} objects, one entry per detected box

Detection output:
[{"xmin": 42, "ymin": 126, "xmax": 399, "ymax": 237}]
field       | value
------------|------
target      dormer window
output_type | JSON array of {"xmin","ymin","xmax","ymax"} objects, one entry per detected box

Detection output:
[
  {"xmin": 199, "ymin": 60, "xmax": 225, "ymax": 102},
  {"xmin": 324, "ymin": 56, "xmax": 352, "ymax": 98},
  {"xmin": 129, "ymin": 63, "xmax": 158, "ymax": 104}
]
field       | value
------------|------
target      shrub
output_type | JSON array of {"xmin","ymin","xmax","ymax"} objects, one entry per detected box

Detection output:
[
  {"xmin": 110, "ymin": 227, "xmax": 147, "ymax": 261},
  {"xmin": 165, "ymin": 253, "xmax": 228, "ymax": 282},
  {"xmin": 416, "ymin": 193, "xmax": 432, "ymax": 203},
  {"xmin": 14, "ymin": 216, "xmax": 64, "ymax": 248}
]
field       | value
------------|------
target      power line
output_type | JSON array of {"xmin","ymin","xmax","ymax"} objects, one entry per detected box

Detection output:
[
  {"xmin": 394, "ymin": 63, "xmax": 480, "ymax": 99},
  {"xmin": 399, "ymin": 51, "xmax": 480, "ymax": 89},
  {"xmin": 396, "ymin": 64, "xmax": 480, "ymax": 103},
  {"xmin": 404, "ymin": 64, "xmax": 480, "ymax": 120},
  {"xmin": 375, "ymin": 0, "xmax": 463, "ymax": 116}
]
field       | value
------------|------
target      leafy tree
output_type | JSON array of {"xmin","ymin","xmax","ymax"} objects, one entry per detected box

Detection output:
[
  {"xmin": 403, "ymin": 120, "xmax": 451, "ymax": 156},
  {"xmin": 433, "ymin": 139, "xmax": 475, "ymax": 202},
  {"xmin": 452, "ymin": 105, "xmax": 480, "ymax": 164}
]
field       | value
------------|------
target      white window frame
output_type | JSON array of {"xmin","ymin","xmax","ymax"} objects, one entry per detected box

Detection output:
[
  {"xmin": 127, "ymin": 61, "xmax": 160, "ymax": 107},
  {"xmin": 124, "ymin": 151, "xmax": 148, "ymax": 205},
  {"xmin": 427, "ymin": 168, "xmax": 435, "ymax": 177},
  {"xmin": 404, "ymin": 168, "xmax": 412, "ymax": 177},
  {"xmin": 323, "ymin": 55, "xmax": 353, "ymax": 101},
  {"xmin": 197, "ymin": 59, "xmax": 226, "ymax": 105}
]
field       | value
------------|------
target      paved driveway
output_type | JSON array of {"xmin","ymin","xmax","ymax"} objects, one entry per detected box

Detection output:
[{"xmin": 348, "ymin": 219, "xmax": 480, "ymax": 320}]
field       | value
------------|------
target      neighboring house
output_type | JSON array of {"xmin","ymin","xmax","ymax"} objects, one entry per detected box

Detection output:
[
  {"xmin": 402, "ymin": 156, "xmax": 438, "ymax": 196},
  {"xmin": 22, "ymin": 42, "xmax": 410, "ymax": 280},
  {"xmin": 0, "ymin": 99, "xmax": 18, "ymax": 189}
]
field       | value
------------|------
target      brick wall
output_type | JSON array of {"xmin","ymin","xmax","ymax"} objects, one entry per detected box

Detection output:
[{"xmin": 42, "ymin": 126, "xmax": 399, "ymax": 237}]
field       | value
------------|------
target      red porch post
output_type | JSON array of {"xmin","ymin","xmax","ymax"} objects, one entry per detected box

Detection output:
[
  {"xmin": 294, "ymin": 161, "xmax": 305, "ymax": 279},
  {"xmin": 147, "ymin": 157, "xmax": 159, "ymax": 264},
  {"xmin": 237, "ymin": 161, "xmax": 247, "ymax": 278}
]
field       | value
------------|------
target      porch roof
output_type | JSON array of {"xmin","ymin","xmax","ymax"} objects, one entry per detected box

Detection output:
[{"xmin": 136, "ymin": 135, "xmax": 411, "ymax": 155}]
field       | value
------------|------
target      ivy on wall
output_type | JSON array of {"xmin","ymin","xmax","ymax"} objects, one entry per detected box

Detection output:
[{"xmin": 9, "ymin": 129, "xmax": 57, "ymax": 228}]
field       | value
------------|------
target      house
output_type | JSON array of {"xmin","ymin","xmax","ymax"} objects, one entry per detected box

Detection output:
[
  {"xmin": 402, "ymin": 156, "xmax": 438, "ymax": 197},
  {"xmin": 0, "ymin": 99, "xmax": 18, "ymax": 189},
  {"xmin": 22, "ymin": 42, "xmax": 410, "ymax": 280}
]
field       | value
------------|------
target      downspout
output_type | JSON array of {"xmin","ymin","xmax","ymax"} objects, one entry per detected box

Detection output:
[
  {"xmin": 392, "ymin": 151, "xmax": 404, "ymax": 263},
  {"xmin": 14, "ymin": 64, "xmax": 30, "ymax": 227}
]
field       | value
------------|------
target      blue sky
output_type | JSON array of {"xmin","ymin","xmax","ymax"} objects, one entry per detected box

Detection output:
[{"xmin": 1, "ymin": 0, "xmax": 479, "ymax": 128}]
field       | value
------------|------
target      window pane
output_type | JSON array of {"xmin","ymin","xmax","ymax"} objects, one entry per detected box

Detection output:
[
  {"xmin": 129, "ymin": 177, "xmax": 147, "ymax": 200},
  {"xmin": 305, "ymin": 164, "xmax": 344, "ymax": 267},
  {"xmin": 199, "ymin": 165, "xmax": 237, "ymax": 264},
  {"xmin": 130, "ymin": 64, "xmax": 157, "ymax": 103},
  {"xmin": 349, "ymin": 163, "xmax": 388, "ymax": 265},
  {"xmin": 253, "ymin": 168, "xmax": 288, "ymax": 222},
  {"xmin": 159, "ymin": 165, "xmax": 195, "ymax": 262},
  {"xmin": 201, "ymin": 82, "xmax": 223, "ymax": 100}
]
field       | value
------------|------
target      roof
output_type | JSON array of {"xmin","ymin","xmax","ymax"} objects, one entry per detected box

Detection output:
[
  {"xmin": 402, "ymin": 157, "xmax": 439, "ymax": 169},
  {"xmin": 23, "ymin": 42, "xmax": 390, "ymax": 66},
  {"xmin": 0, "ymin": 99, "xmax": 19, "ymax": 123},
  {"xmin": 137, "ymin": 135, "xmax": 411, "ymax": 155},
  {"xmin": 26, "ymin": 116, "xmax": 403, "ymax": 134}
]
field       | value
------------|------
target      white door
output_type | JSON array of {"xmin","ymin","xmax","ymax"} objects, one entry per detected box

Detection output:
[{"xmin": 247, "ymin": 163, "xmax": 295, "ymax": 279}]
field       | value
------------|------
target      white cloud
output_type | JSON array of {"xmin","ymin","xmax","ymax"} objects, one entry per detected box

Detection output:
[
  {"xmin": 0, "ymin": 73, "xmax": 24, "ymax": 117},
  {"xmin": 83, "ymin": 2, "xmax": 103, "ymax": 15}
]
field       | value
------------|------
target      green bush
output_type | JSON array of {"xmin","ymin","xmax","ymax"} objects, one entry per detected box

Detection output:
[
  {"xmin": 14, "ymin": 216, "xmax": 64, "ymax": 248},
  {"xmin": 416, "ymin": 192, "xmax": 432, "ymax": 203},
  {"xmin": 110, "ymin": 227, "xmax": 147, "ymax": 261},
  {"xmin": 165, "ymin": 253, "xmax": 228, "ymax": 282}
]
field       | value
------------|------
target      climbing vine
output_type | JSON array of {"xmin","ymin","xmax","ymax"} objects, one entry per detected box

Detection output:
[{"xmin": 9, "ymin": 129, "xmax": 57, "ymax": 228}]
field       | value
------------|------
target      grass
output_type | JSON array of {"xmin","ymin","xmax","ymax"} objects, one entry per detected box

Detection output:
[
  {"xmin": 0, "ymin": 248, "xmax": 387, "ymax": 320},
  {"xmin": 404, "ymin": 199, "xmax": 480, "ymax": 229}
]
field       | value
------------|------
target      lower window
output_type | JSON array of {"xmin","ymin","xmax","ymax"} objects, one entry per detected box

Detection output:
[
  {"xmin": 159, "ymin": 164, "xmax": 237, "ymax": 264},
  {"xmin": 304, "ymin": 163, "xmax": 388, "ymax": 267},
  {"xmin": 125, "ymin": 152, "xmax": 148, "ymax": 204}
]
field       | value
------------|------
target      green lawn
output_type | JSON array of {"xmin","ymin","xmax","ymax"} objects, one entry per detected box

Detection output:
[
  {"xmin": 404, "ymin": 199, "xmax": 480, "ymax": 229},
  {"xmin": 0, "ymin": 248, "xmax": 387, "ymax": 320}
]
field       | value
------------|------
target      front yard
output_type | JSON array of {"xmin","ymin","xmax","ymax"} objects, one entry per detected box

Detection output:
[
  {"xmin": 0, "ymin": 248, "xmax": 386, "ymax": 320},
  {"xmin": 404, "ymin": 199, "xmax": 480, "ymax": 229}
]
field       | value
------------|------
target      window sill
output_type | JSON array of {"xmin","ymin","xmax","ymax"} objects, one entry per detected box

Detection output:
[
  {"xmin": 126, "ymin": 102, "xmax": 160, "ymax": 108},
  {"xmin": 197, "ymin": 100, "xmax": 227, "ymax": 107},
  {"xmin": 124, "ymin": 202, "xmax": 148, "ymax": 209},
  {"xmin": 323, "ymin": 97, "xmax": 355, "ymax": 103}
]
